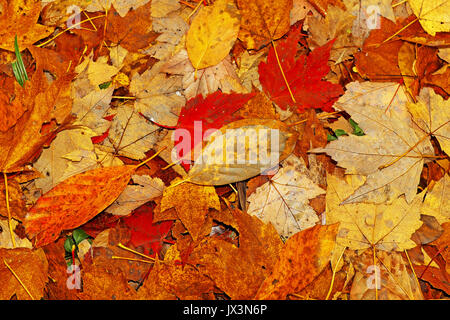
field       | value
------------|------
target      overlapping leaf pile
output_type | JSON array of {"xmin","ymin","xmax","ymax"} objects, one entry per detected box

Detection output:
[{"xmin": 0, "ymin": 0, "xmax": 449, "ymax": 300}]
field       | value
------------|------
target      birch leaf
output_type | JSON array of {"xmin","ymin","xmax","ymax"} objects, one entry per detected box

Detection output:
[
  {"xmin": 247, "ymin": 155, "xmax": 325, "ymax": 239},
  {"xmin": 186, "ymin": 0, "xmax": 240, "ymax": 69},
  {"xmin": 311, "ymin": 82, "xmax": 434, "ymax": 204},
  {"xmin": 326, "ymin": 174, "xmax": 423, "ymax": 251}
]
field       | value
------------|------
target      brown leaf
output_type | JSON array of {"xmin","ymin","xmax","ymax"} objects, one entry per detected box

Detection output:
[
  {"xmin": 0, "ymin": 176, "xmax": 27, "ymax": 221},
  {"xmin": 160, "ymin": 180, "xmax": 220, "ymax": 241},
  {"xmin": 0, "ymin": 0, "xmax": 54, "ymax": 51},
  {"xmin": 237, "ymin": 0, "xmax": 293, "ymax": 50},
  {"xmin": 0, "ymin": 248, "xmax": 48, "ymax": 300},
  {"xmin": 105, "ymin": 2, "xmax": 159, "ymax": 52},
  {"xmin": 255, "ymin": 223, "xmax": 339, "ymax": 299},
  {"xmin": 0, "ymin": 70, "xmax": 73, "ymax": 172},
  {"xmin": 189, "ymin": 208, "xmax": 283, "ymax": 299}
]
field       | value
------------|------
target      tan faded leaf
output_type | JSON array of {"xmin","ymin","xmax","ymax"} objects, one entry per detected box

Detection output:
[
  {"xmin": 130, "ymin": 70, "xmax": 185, "ymax": 127},
  {"xmin": 247, "ymin": 155, "xmax": 325, "ymax": 239},
  {"xmin": 407, "ymin": 88, "xmax": 450, "ymax": 157},
  {"xmin": 311, "ymin": 82, "xmax": 434, "ymax": 204},
  {"xmin": 99, "ymin": 104, "xmax": 166, "ymax": 160},
  {"xmin": 421, "ymin": 174, "xmax": 450, "ymax": 224},
  {"xmin": 105, "ymin": 175, "xmax": 164, "ymax": 216},
  {"xmin": 350, "ymin": 249, "xmax": 424, "ymax": 300},
  {"xmin": 0, "ymin": 0, "xmax": 54, "ymax": 51},
  {"xmin": 189, "ymin": 208, "xmax": 283, "ymax": 299},
  {"xmin": 162, "ymin": 49, "xmax": 247, "ymax": 100}
]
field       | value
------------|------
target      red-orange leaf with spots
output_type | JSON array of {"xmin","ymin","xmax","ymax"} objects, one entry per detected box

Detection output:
[{"xmin": 24, "ymin": 165, "xmax": 139, "ymax": 247}]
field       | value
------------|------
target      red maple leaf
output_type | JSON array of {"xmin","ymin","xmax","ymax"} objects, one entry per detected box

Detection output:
[
  {"xmin": 258, "ymin": 26, "xmax": 344, "ymax": 112},
  {"xmin": 174, "ymin": 91, "xmax": 255, "ymax": 170},
  {"xmin": 122, "ymin": 203, "xmax": 174, "ymax": 257}
]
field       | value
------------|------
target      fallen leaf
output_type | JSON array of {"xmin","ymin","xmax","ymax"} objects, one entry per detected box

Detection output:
[
  {"xmin": 407, "ymin": 88, "xmax": 450, "ymax": 157},
  {"xmin": 326, "ymin": 174, "xmax": 423, "ymax": 251},
  {"xmin": 421, "ymin": 174, "xmax": 450, "ymax": 224},
  {"xmin": 247, "ymin": 155, "xmax": 325, "ymax": 238},
  {"xmin": 312, "ymin": 81, "xmax": 434, "ymax": 204},
  {"xmin": 174, "ymin": 91, "xmax": 255, "ymax": 168},
  {"xmin": 0, "ymin": 0, "xmax": 54, "ymax": 51},
  {"xmin": 255, "ymin": 223, "xmax": 339, "ymax": 299},
  {"xmin": 24, "ymin": 163, "xmax": 145, "ymax": 247},
  {"xmin": 185, "ymin": 118, "xmax": 298, "ymax": 185},
  {"xmin": 99, "ymin": 104, "xmax": 166, "ymax": 160},
  {"xmin": 189, "ymin": 207, "xmax": 283, "ymax": 299},
  {"xmin": 259, "ymin": 26, "xmax": 344, "ymax": 112},
  {"xmin": 161, "ymin": 180, "xmax": 220, "ymax": 241},
  {"xmin": 237, "ymin": 0, "xmax": 293, "ymax": 50},
  {"xmin": 0, "ymin": 248, "xmax": 48, "ymax": 300},
  {"xmin": 350, "ymin": 249, "xmax": 424, "ymax": 299},
  {"xmin": 105, "ymin": 175, "xmax": 164, "ymax": 216},
  {"xmin": 407, "ymin": 0, "xmax": 450, "ymax": 35},
  {"xmin": 162, "ymin": 50, "xmax": 247, "ymax": 100},
  {"xmin": 130, "ymin": 70, "xmax": 185, "ymax": 127},
  {"xmin": 186, "ymin": 0, "xmax": 240, "ymax": 69}
]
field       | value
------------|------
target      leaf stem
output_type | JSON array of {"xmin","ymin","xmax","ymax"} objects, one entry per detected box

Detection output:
[
  {"xmin": 271, "ymin": 40, "xmax": 296, "ymax": 104},
  {"xmin": 3, "ymin": 172, "xmax": 15, "ymax": 248},
  {"xmin": 135, "ymin": 147, "xmax": 167, "ymax": 168},
  {"xmin": 3, "ymin": 259, "xmax": 34, "ymax": 300}
]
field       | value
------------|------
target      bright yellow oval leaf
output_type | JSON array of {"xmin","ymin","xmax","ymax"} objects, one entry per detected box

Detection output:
[{"xmin": 186, "ymin": 0, "xmax": 241, "ymax": 70}]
